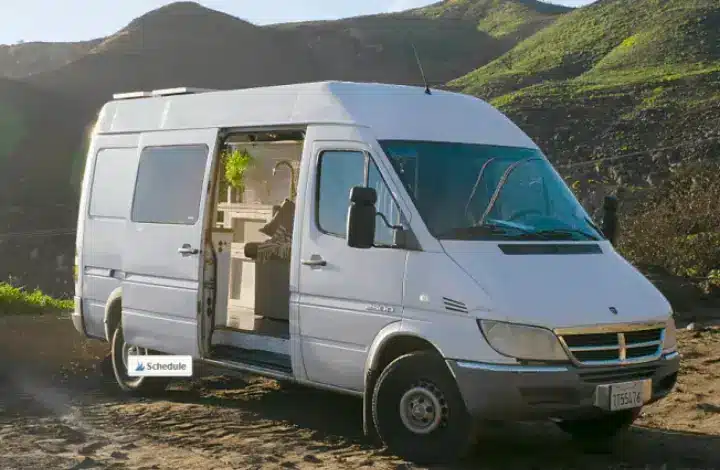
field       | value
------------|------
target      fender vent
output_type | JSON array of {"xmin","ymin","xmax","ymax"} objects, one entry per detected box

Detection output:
[{"xmin": 443, "ymin": 297, "xmax": 468, "ymax": 314}]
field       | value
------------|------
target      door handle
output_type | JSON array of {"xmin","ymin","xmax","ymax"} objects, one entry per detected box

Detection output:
[
  {"xmin": 178, "ymin": 244, "xmax": 199, "ymax": 256},
  {"xmin": 301, "ymin": 258, "xmax": 327, "ymax": 267}
]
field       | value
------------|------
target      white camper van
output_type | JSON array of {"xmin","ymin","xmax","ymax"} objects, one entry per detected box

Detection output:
[{"xmin": 72, "ymin": 81, "xmax": 679, "ymax": 464}]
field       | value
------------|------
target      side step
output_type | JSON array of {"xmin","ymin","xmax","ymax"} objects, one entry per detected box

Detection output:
[{"xmin": 210, "ymin": 345, "xmax": 292, "ymax": 375}]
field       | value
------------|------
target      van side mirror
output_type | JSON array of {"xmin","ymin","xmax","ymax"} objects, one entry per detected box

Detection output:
[
  {"xmin": 347, "ymin": 186, "xmax": 377, "ymax": 249},
  {"xmin": 602, "ymin": 195, "xmax": 619, "ymax": 245}
]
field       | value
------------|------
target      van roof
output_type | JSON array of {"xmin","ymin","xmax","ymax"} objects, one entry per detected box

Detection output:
[{"xmin": 95, "ymin": 81, "xmax": 538, "ymax": 148}]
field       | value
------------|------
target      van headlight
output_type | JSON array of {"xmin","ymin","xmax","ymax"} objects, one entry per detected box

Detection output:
[
  {"xmin": 478, "ymin": 319, "xmax": 568, "ymax": 361},
  {"xmin": 663, "ymin": 315, "xmax": 677, "ymax": 353}
]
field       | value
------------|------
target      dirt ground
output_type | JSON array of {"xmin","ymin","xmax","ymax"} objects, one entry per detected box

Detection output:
[{"xmin": 0, "ymin": 314, "xmax": 718, "ymax": 470}]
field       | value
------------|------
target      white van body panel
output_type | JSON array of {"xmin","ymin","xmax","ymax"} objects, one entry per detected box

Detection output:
[
  {"xmin": 295, "ymin": 130, "xmax": 406, "ymax": 392},
  {"xmin": 77, "ymin": 133, "xmax": 140, "ymax": 340},
  {"xmin": 438, "ymin": 240, "xmax": 672, "ymax": 330},
  {"xmin": 94, "ymin": 81, "xmax": 538, "ymax": 150},
  {"xmin": 397, "ymin": 251, "xmax": 505, "ymax": 364},
  {"xmin": 121, "ymin": 129, "xmax": 218, "ymax": 358}
]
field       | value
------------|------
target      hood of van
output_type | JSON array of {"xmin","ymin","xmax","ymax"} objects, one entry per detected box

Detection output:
[{"xmin": 440, "ymin": 241, "xmax": 672, "ymax": 329}]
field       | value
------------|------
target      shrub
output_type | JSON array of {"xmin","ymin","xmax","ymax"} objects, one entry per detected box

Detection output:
[
  {"xmin": 619, "ymin": 161, "xmax": 720, "ymax": 295},
  {"xmin": 0, "ymin": 282, "xmax": 73, "ymax": 315}
]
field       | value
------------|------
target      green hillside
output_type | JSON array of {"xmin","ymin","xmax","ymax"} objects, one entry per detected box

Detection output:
[
  {"xmin": 0, "ymin": 40, "xmax": 99, "ymax": 79},
  {"xmin": 414, "ymin": 0, "xmax": 570, "ymax": 39},
  {"xmin": 449, "ymin": 0, "xmax": 720, "ymax": 195},
  {"xmin": 451, "ymin": 0, "xmax": 720, "ymax": 97}
]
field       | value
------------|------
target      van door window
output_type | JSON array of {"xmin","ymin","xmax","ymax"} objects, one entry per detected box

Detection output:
[
  {"xmin": 131, "ymin": 145, "xmax": 209, "ymax": 225},
  {"xmin": 316, "ymin": 150, "xmax": 366, "ymax": 238},
  {"xmin": 317, "ymin": 149, "xmax": 403, "ymax": 246},
  {"xmin": 368, "ymin": 159, "xmax": 403, "ymax": 246}
]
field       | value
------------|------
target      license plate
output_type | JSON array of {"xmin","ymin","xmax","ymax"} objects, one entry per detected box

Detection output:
[{"xmin": 607, "ymin": 380, "xmax": 650, "ymax": 411}]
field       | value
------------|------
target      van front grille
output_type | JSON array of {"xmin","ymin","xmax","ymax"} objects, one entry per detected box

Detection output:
[
  {"xmin": 558, "ymin": 327, "xmax": 664, "ymax": 366},
  {"xmin": 579, "ymin": 364, "xmax": 659, "ymax": 384}
]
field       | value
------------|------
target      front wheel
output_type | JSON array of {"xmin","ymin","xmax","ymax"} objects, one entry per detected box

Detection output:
[
  {"xmin": 555, "ymin": 408, "xmax": 641, "ymax": 442},
  {"xmin": 372, "ymin": 351, "xmax": 475, "ymax": 464},
  {"xmin": 110, "ymin": 325, "xmax": 170, "ymax": 395}
]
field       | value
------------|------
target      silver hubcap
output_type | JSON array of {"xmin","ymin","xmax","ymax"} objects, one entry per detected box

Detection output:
[
  {"xmin": 399, "ymin": 381, "xmax": 448, "ymax": 434},
  {"xmin": 121, "ymin": 342, "xmax": 148, "ymax": 372}
]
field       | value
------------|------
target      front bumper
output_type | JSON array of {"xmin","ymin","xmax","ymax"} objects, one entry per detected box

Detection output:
[{"xmin": 448, "ymin": 352, "xmax": 679, "ymax": 421}]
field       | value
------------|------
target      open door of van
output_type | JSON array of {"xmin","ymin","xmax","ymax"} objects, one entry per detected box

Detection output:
[{"xmin": 121, "ymin": 129, "xmax": 219, "ymax": 357}]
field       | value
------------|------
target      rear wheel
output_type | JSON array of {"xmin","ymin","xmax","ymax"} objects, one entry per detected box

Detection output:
[
  {"xmin": 555, "ymin": 408, "xmax": 641, "ymax": 442},
  {"xmin": 372, "ymin": 351, "xmax": 475, "ymax": 464},
  {"xmin": 110, "ymin": 325, "xmax": 170, "ymax": 395}
]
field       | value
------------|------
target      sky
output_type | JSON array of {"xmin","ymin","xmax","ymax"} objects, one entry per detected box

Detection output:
[{"xmin": 2, "ymin": 0, "xmax": 595, "ymax": 45}]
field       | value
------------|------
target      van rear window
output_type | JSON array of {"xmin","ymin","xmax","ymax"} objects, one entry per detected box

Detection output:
[
  {"xmin": 89, "ymin": 148, "xmax": 139, "ymax": 219},
  {"xmin": 131, "ymin": 145, "xmax": 209, "ymax": 225}
]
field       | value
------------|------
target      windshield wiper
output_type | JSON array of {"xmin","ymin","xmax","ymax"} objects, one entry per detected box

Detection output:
[
  {"xmin": 584, "ymin": 216, "xmax": 605, "ymax": 238},
  {"xmin": 437, "ymin": 223, "xmax": 530, "ymax": 239},
  {"xmin": 523, "ymin": 228, "xmax": 600, "ymax": 241},
  {"xmin": 464, "ymin": 157, "xmax": 497, "ymax": 223},
  {"xmin": 477, "ymin": 156, "xmax": 545, "ymax": 225}
]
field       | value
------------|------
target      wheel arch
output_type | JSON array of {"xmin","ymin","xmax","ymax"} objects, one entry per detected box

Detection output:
[
  {"xmin": 103, "ymin": 287, "xmax": 123, "ymax": 342},
  {"xmin": 362, "ymin": 321, "xmax": 448, "ymax": 439}
]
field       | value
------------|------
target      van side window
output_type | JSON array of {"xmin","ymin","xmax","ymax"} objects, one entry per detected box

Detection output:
[
  {"xmin": 317, "ymin": 150, "xmax": 365, "ymax": 237},
  {"xmin": 317, "ymin": 150, "xmax": 403, "ymax": 245},
  {"xmin": 368, "ymin": 159, "xmax": 402, "ymax": 246},
  {"xmin": 131, "ymin": 145, "xmax": 209, "ymax": 225},
  {"xmin": 89, "ymin": 148, "xmax": 139, "ymax": 218}
]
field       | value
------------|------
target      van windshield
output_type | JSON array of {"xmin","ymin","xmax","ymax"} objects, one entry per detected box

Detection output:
[{"xmin": 379, "ymin": 140, "xmax": 604, "ymax": 241}]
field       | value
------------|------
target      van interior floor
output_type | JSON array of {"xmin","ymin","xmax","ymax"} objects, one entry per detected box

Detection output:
[
  {"xmin": 237, "ymin": 315, "xmax": 289, "ymax": 339},
  {"xmin": 209, "ymin": 345, "xmax": 292, "ymax": 374},
  {"xmin": 209, "ymin": 315, "xmax": 292, "ymax": 373},
  {"xmin": 213, "ymin": 312, "xmax": 290, "ymax": 339}
]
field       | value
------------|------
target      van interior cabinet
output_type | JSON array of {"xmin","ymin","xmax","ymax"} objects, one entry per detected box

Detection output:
[
  {"xmin": 215, "ymin": 203, "xmax": 275, "ymax": 329},
  {"xmin": 254, "ymin": 259, "xmax": 290, "ymax": 321},
  {"xmin": 212, "ymin": 199, "xmax": 292, "ymax": 339},
  {"xmin": 210, "ymin": 228, "xmax": 233, "ymax": 327}
]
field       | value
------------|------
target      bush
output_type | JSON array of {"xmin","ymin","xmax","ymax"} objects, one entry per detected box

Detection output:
[
  {"xmin": 0, "ymin": 282, "xmax": 73, "ymax": 315},
  {"xmin": 619, "ymin": 161, "xmax": 720, "ymax": 295}
]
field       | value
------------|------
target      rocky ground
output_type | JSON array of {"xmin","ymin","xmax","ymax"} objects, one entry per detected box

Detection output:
[{"xmin": 0, "ymin": 313, "xmax": 718, "ymax": 470}]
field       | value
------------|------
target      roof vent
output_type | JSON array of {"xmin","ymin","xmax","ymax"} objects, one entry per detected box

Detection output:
[
  {"xmin": 112, "ymin": 87, "xmax": 217, "ymax": 100},
  {"xmin": 150, "ymin": 87, "xmax": 217, "ymax": 97},
  {"xmin": 112, "ymin": 91, "xmax": 153, "ymax": 100}
]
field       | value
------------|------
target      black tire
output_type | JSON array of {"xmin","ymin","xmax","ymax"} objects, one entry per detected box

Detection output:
[
  {"xmin": 555, "ymin": 408, "xmax": 641, "ymax": 442},
  {"xmin": 110, "ymin": 325, "xmax": 170, "ymax": 395},
  {"xmin": 372, "ymin": 351, "xmax": 475, "ymax": 464}
]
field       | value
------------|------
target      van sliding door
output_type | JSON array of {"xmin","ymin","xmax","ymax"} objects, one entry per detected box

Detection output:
[{"xmin": 121, "ymin": 129, "xmax": 219, "ymax": 357}]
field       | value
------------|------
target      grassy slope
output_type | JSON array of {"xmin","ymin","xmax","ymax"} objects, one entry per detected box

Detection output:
[
  {"xmin": 452, "ymin": 0, "xmax": 719, "ymax": 97},
  {"xmin": 0, "ymin": 282, "xmax": 72, "ymax": 314},
  {"xmin": 413, "ymin": 0, "xmax": 570, "ymax": 39},
  {"xmin": 449, "ymin": 0, "xmax": 719, "ymax": 190},
  {"xmin": 19, "ymin": 1, "xmax": 570, "ymax": 102},
  {"xmin": 0, "ymin": 40, "xmax": 99, "ymax": 79},
  {"xmin": 25, "ymin": 2, "xmax": 509, "ymax": 114}
]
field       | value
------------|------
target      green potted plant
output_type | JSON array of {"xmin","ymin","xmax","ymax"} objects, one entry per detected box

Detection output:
[{"xmin": 222, "ymin": 148, "xmax": 255, "ymax": 202}]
